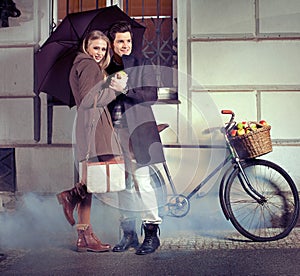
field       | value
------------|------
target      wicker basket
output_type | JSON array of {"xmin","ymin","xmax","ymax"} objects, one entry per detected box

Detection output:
[{"xmin": 229, "ymin": 125, "xmax": 272, "ymax": 159}]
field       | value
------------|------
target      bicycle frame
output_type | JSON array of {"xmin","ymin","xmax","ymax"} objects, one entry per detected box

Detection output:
[
  {"xmin": 186, "ymin": 154, "xmax": 232, "ymax": 201},
  {"xmin": 161, "ymin": 110, "xmax": 267, "ymax": 219},
  {"xmin": 158, "ymin": 110, "xmax": 299, "ymax": 242}
]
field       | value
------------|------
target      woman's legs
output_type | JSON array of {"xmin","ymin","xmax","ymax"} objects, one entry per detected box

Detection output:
[
  {"xmin": 57, "ymin": 180, "xmax": 111, "ymax": 252},
  {"xmin": 56, "ymin": 182, "xmax": 88, "ymax": 226},
  {"xmin": 77, "ymin": 193, "xmax": 92, "ymax": 224},
  {"xmin": 75, "ymin": 193, "xmax": 111, "ymax": 252}
]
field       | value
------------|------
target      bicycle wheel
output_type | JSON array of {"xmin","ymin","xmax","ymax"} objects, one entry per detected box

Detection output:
[
  {"xmin": 225, "ymin": 159, "xmax": 299, "ymax": 242},
  {"xmin": 149, "ymin": 165, "xmax": 168, "ymax": 217}
]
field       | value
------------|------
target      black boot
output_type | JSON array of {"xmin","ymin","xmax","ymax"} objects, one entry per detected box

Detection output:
[
  {"xmin": 56, "ymin": 183, "xmax": 88, "ymax": 226},
  {"xmin": 135, "ymin": 223, "xmax": 160, "ymax": 255},
  {"xmin": 112, "ymin": 220, "xmax": 139, "ymax": 252}
]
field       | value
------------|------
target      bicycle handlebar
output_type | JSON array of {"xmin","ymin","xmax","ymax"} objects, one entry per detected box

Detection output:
[
  {"xmin": 202, "ymin": 110, "xmax": 236, "ymax": 134},
  {"xmin": 221, "ymin": 110, "xmax": 234, "ymax": 115},
  {"xmin": 221, "ymin": 110, "xmax": 235, "ymax": 131}
]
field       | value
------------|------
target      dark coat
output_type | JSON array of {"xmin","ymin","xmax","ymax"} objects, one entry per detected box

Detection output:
[
  {"xmin": 106, "ymin": 54, "xmax": 165, "ymax": 166},
  {"xmin": 70, "ymin": 53, "xmax": 121, "ymax": 162}
]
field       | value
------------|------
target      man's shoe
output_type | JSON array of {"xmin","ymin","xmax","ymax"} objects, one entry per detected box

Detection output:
[
  {"xmin": 113, "ymin": 231, "xmax": 139, "ymax": 252},
  {"xmin": 135, "ymin": 224, "xmax": 160, "ymax": 255},
  {"xmin": 113, "ymin": 220, "xmax": 139, "ymax": 252}
]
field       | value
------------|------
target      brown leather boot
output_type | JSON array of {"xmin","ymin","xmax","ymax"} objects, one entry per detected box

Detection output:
[
  {"xmin": 76, "ymin": 224, "xmax": 111, "ymax": 252},
  {"xmin": 56, "ymin": 183, "xmax": 88, "ymax": 226}
]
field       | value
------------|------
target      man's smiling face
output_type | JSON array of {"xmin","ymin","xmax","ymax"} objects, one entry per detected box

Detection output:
[{"xmin": 112, "ymin": 31, "xmax": 132, "ymax": 57}]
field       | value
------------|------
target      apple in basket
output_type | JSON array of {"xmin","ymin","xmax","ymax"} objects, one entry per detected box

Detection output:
[
  {"xmin": 250, "ymin": 123, "xmax": 257, "ymax": 131},
  {"xmin": 237, "ymin": 122, "xmax": 247, "ymax": 130},
  {"xmin": 230, "ymin": 129, "xmax": 237, "ymax": 137},
  {"xmin": 237, "ymin": 128, "xmax": 245, "ymax": 136},
  {"xmin": 259, "ymin": 120, "xmax": 268, "ymax": 126}
]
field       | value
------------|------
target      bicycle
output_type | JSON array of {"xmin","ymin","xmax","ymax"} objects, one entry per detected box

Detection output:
[{"xmin": 149, "ymin": 110, "xmax": 300, "ymax": 242}]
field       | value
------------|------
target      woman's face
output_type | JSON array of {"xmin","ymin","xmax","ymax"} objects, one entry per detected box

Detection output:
[{"xmin": 86, "ymin": 38, "xmax": 107, "ymax": 63}]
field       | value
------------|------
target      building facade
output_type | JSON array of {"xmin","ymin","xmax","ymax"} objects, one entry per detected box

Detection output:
[{"xmin": 0, "ymin": 0, "xmax": 299, "ymax": 201}]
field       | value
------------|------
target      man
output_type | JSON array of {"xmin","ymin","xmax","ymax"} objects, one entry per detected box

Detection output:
[{"xmin": 106, "ymin": 21, "xmax": 166, "ymax": 255}]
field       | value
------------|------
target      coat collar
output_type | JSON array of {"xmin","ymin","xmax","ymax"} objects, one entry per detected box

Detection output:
[{"xmin": 122, "ymin": 54, "xmax": 136, "ymax": 69}]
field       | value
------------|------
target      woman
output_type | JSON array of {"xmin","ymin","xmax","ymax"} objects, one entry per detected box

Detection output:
[{"xmin": 56, "ymin": 30, "xmax": 126, "ymax": 252}]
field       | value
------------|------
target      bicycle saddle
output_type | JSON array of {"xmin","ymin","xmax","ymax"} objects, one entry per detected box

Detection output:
[{"xmin": 157, "ymin": 124, "xmax": 169, "ymax": 133}]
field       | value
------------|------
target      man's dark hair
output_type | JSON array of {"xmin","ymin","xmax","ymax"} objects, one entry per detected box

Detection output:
[{"xmin": 108, "ymin": 21, "xmax": 133, "ymax": 43}]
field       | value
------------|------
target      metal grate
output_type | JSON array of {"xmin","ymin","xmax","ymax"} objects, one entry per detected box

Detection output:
[{"xmin": 0, "ymin": 148, "xmax": 16, "ymax": 192}]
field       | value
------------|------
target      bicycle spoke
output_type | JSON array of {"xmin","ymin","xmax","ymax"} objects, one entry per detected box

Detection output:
[{"xmin": 225, "ymin": 159, "xmax": 299, "ymax": 242}]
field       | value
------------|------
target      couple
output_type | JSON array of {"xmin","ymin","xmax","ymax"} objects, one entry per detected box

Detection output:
[{"xmin": 56, "ymin": 21, "xmax": 166, "ymax": 255}]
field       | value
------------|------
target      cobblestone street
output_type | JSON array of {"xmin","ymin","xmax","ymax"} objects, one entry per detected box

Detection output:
[{"xmin": 160, "ymin": 228, "xmax": 300, "ymax": 251}]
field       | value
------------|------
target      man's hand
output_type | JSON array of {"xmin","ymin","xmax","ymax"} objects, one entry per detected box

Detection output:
[{"xmin": 109, "ymin": 71, "xmax": 128, "ymax": 94}]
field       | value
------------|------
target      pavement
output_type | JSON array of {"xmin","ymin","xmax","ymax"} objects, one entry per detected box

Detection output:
[
  {"xmin": 0, "ymin": 193, "xmax": 300, "ymax": 275},
  {"xmin": 1, "ymin": 227, "xmax": 300, "ymax": 275}
]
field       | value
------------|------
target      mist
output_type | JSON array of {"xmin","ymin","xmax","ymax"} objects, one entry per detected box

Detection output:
[{"xmin": 0, "ymin": 190, "xmax": 234, "ymax": 250}]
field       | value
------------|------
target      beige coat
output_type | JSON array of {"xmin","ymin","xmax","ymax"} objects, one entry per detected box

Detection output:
[{"xmin": 70, "ymin": 52, "xmax": 121, "ymax": 161}]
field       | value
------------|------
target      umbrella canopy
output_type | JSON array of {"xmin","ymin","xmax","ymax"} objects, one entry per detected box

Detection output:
[{"xmin": 34, "ymin": 5, "xmax": 146, "ymax": 107}]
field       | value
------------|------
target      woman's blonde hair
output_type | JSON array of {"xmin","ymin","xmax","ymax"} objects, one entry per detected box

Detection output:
[{"xmin": 82, "ymin": 30, "xmax": 111, "ymax": 70}]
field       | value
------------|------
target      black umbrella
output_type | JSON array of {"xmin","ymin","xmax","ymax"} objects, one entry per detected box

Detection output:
[{"xmin": 34, "ymin": 5, "xmax": 146, "ymax": 107}]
